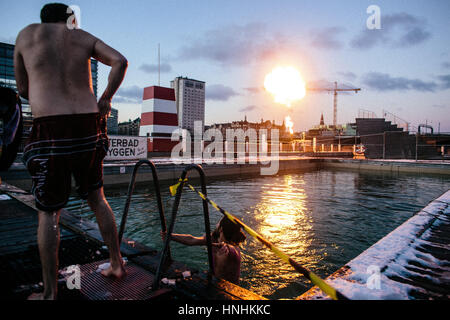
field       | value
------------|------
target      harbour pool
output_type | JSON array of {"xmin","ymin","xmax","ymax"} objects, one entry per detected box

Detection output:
[{"xmin": 66, "ymin": 168, "xmax": 450, "ymax": 299}]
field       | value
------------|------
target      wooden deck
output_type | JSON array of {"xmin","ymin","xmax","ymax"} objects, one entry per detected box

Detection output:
[{"xmin": 0, "ymin": 182, "xmax": 265, "ymax": 300}]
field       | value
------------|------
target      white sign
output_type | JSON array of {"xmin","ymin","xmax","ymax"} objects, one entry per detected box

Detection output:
[{"xmin": 105, "ymin": 136, "xmax": 147, "ymax": 160}]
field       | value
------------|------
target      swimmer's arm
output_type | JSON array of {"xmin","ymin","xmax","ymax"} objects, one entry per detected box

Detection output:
[
  {"xmin": 13, "ymin": 35, "xmax": 29, "ymax": 100},
  {"xmin": 173, "ymin": 234, "xmax": 207, "ymax": 246},
  {"xmin": 92, "ymin": 37, "xmax": 128, "ymax": 113},
  {"xmin": 161, "ymin": 231, "xmax": 206, "ymax": 246}
]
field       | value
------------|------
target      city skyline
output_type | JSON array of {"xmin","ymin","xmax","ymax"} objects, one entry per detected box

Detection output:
[{"xmin": 1, "ymin": 0, "xmax": 449, "ymax": 131}]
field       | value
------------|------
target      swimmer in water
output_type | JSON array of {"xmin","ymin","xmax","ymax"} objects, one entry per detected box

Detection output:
[{"xmin": 161, "ymin": 216, "xmax": 246, "ymax": 284}]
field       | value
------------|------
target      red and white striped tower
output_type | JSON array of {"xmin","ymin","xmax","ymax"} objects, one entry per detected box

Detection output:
[{"xmin": 140, "ymin": 86, "xmax": 179, "ymax": 152}]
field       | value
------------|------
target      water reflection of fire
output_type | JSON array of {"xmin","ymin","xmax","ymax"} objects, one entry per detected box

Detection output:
[{"xmin": 239, "ymin": 175, "xmax": 315, "ymax": 297}]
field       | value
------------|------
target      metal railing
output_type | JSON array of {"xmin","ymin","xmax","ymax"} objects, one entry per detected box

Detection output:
[
  {"xmin": 153, "ymin": 164, "xmax": 215, "ymax": 290},
  {"xmin": 118, "ymin": 160, "xmax": 168, "ymax": 246}
]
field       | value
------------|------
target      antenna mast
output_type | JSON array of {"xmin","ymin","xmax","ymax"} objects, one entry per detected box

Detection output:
[{"xmin": 158, "ymin": 43, "xmax": 161, "ymax": 86}]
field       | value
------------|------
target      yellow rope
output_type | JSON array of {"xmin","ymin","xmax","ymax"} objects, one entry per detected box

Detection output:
[{"xmin": 170, "ymin": 180, "xmax": 347, "ymax": 300}]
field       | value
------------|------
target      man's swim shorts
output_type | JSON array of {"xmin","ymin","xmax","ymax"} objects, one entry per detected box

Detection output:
[{"xmin": 23, "ymin": 113, "xmax": 109, "ymax": 212}]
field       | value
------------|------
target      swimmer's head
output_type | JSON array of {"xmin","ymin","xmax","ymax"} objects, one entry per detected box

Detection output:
[
  {"xmin": 40, "ymin": 3, "xmax": 73, "ymax": 24},
  {"xmin": 213, "ymin": 217, "xmax": 246, "ymax": 246}
]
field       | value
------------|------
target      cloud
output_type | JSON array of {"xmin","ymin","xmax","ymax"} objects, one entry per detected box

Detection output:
[
  {"xmin": 206, "ymin": 84, "xmax": 239, "ymax": 101},
  {"xmin": 337, "ymin": 71, "xmax": 357, "ymax": 81},
  {"xmin": 350, "ymin": 29, "xmax": 384, "ymax": 50},
  {"xmin": 239, "ymin": 105, "xmax": 258, "ymax": 112},
  {"xmin": 139, "ymin": 63, "xmax": 172, "ymax": 74},
  {"xmin": 176, "ymin": 23, "xmax": 286, "ymax": 67},
  {"xmin": 442, "ymin": 62, "xmax": 450, "ymax": 69},
  {"xmin": 432, "ymin": 104, "xmax": 447, "ymax": 109},
  {"xmin": 310, "ymin": 27, "xmax": 346, "ymax": 49},
  {"xmin": 397, "ymin": 26, "xmax": 431, "ymax": 47},
  {"xmin": 351, "ymin": 12, "xmax": 431, "ymax": 50},
  {"xmin": 306, "ymin": 79, "xmax": 336, "ymax": 91},
  {"xmin": 437, "ymin": 74, "xmax": 450, "ymax": 89},
  {"xmin": 362, "ymin": 72, "xmax": 438, "ymax": 92},
  {"xmin": 243, "ymin": 87, "xmax": 263, "ymax": 94},
  {"xmin": 113, "ymin": 85, "xmax": 143, "ymax": 104}
]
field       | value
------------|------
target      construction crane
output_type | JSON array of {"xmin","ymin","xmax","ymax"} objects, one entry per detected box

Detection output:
[{"xmin": 307, "ymin": 81, "xmax": 361, "ymax": 129}]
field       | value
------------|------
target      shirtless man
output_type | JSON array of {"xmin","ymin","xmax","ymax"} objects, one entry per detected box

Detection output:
[{"xmin": 14, "ymin": 3, "xmax": 128, "ymax": 300}]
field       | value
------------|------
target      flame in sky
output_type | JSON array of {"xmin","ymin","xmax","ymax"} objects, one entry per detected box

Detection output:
[
  {"xmin": 285, "ymin": 116, "xmax": 294, "ymax": 134},
  {"xmin": 264, "ymin": 66, "xmax": 306, "ymax": 107}
]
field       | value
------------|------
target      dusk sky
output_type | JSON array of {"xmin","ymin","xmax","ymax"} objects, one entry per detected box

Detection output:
[{"xmin": 1, "ymin": 0, "xmax": 449, "ymax": 132}]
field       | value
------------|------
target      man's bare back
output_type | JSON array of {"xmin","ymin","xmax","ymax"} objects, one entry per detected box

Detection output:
[
  {"xmin": 14, "ymin": 23, "xmax": 127, "ymax": 119},
  {"xmin": 14, "ymin": 4, "xmax": 128, "ymax": 300}
]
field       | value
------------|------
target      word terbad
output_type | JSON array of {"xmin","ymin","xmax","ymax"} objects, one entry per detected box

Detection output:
[
  {"xmin": 110, "ymin": 138, "xmax": 141, "ymax": 148},
  {"xmin": 106, "ymin": 136, "xmax": 147, "ymax": 160}
]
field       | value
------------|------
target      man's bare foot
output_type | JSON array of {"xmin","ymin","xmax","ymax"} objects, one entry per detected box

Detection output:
[
  {"xmin": 27, "ymin": 292, "xmax": 55, "ymax": 300},
  {"xmin": 28, "ymin": 292, "xmax": 44, "ymax": 300},
  {"xmin": 100, "ymin": 262, "xmax": 127, "ymax": 279}
]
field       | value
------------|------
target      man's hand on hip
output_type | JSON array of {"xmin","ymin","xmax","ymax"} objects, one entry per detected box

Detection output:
[{"xmin": 98, "ymin": 97, "xmax": 112, "ymax": 118}]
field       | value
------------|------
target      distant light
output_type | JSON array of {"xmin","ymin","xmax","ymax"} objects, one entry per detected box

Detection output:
[
  {"xmin": 264, "ymin": 66, "xmax": 306, "ymax": 107},
  {"xmin": 285, "ymin": 116, "xmax": 294, "ymax": 134}
]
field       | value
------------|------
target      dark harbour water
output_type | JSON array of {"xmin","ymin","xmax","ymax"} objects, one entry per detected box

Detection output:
[{"xmin": 66, "ymin": 169, "xmax": 450, "ymax": 299}]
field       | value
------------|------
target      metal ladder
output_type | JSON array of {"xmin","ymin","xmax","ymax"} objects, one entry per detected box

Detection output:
[
  {"xmin": 118, "ymin": 160, "xmax": 168, "ymax": 246},
  {"xmin": 153, "ymin": 164, "xmax": 215, "ymax": 289}
]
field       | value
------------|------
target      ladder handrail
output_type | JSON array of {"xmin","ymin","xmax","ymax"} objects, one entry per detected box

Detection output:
[
  {"xmin": 153, "ymin": 164, "xmax": 214, "ymax": 290},
  {"xmin": 118, "ymin": 160, "xmax": 168, "ymax": 246}
]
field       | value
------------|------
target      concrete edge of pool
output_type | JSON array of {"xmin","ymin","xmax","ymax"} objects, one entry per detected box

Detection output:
[
  {"xmin": 297, "ymin": 189, "xmax": 450, "ymax": 300},
  {"xmin": 2, "ymin": 157, "xmax": 450, "ymax": 191}
]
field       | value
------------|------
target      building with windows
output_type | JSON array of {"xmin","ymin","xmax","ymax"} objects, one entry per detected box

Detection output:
[
  {"xmin": 170, "ymin": 76, "xmax": 205, "ymax": 134},
  {"xmin": 118, "ymin": 117, "xmax": 141, "ymax": 136},
  {"xmin": 90, "ymin": 59, "xmax": 98, "ymax": 98},
  {"xmin": 107, "ymin": 107, "xmax": 119, "ymax": 135},
  {"xmin": 207, "ymin": 117, "xmax": 291, "ymax": 141},
  {"xmin": 0, "ymin": 43, "xmax": 16, "ymax": 89}
]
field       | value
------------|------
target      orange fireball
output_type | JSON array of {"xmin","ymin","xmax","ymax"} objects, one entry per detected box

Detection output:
[{"xmin": 264, "ymin": 66, "xmax": 306, "ymax": 107}]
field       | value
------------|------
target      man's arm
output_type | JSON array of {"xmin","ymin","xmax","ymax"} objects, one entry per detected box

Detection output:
[
  {"xmin": 13, "ymin": 40, "xmax": 29, "ymax": 100},
  {"xmin": 92, "ymin": 38, "xmax": 128, "ymax": 116}
]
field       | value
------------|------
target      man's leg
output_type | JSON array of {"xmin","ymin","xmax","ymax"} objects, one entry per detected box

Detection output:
[
  {"xmin": 32, "ymin": 210, "xmax": 61, "ymax": 300},
  {"xmin": 87, "ymin": 187, "xmax": 125, "ymax": 278}
]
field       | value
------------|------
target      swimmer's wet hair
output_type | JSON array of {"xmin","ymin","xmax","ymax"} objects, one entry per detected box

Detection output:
[
  {"xmin": 40, "ymin": 3, "xmax": 72, "ymax": 23},
  {"xmin": 217, "ymin": 217, "xmax": 246, "ymax": 246}
]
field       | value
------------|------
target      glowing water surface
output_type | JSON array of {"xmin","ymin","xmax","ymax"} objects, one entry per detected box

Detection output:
[{"xmin": 66, "ymin": 169, "xmax": 450, "ymax": 299}]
